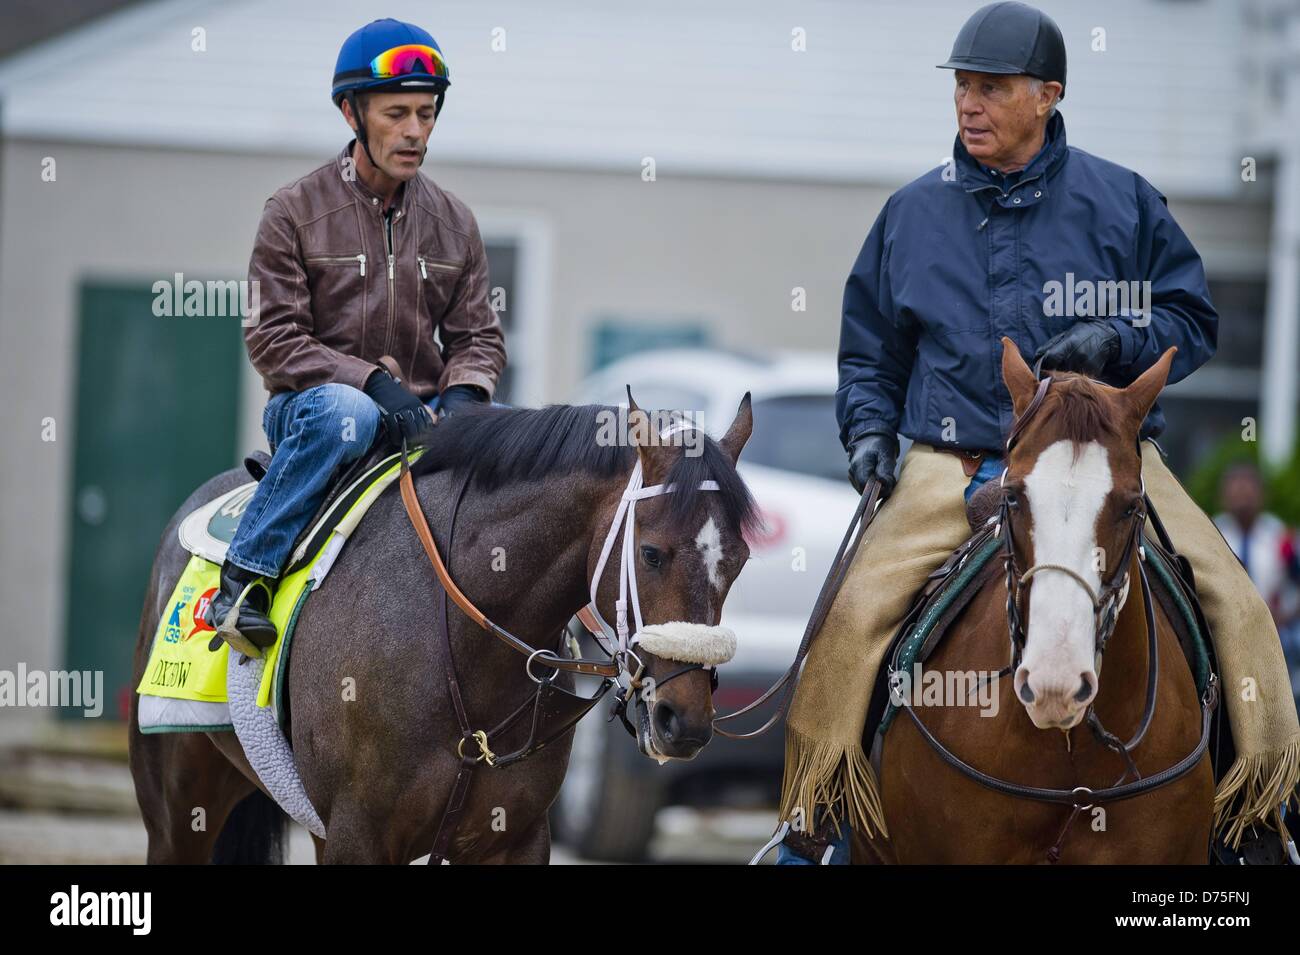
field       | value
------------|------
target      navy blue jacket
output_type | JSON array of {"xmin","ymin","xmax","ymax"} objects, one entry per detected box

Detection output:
[{"xmin": 836, "ymin": 112, "xmax": 1218, "ymax": 454}]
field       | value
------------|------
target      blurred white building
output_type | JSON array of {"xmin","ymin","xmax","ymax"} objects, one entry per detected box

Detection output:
[{"xmin": 1, "ymin": 0, "xmax": 1297, "ymax": 736}]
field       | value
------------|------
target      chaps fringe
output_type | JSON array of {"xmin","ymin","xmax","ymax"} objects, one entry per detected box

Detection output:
[
  {"xmin": 778, "ymin": 727, "xmax": 887, "ymax": 842},
  {"xmin": 1212, "ymin": 739, "xmax": 1300, "ymax": 849}
]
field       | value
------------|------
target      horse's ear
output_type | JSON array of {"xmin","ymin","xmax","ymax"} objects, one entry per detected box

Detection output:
[
  {"xmin": 625, "ymin": 387, "xmax": 672, "ymax": 483},
  {"xmin": 718, "ymin": 392, "xmax": 753, "ymax": 465},
  {"xmin": 625, "ymin": 385, "xmax": 651, "ymax": 445},
  {"xmin": 1000, "ymin": 337, "xmax": 1038, "ymax": 417},
  {"xmin": 1122, "ymin": 346, "xmax": 1177, "ymax": 426}
]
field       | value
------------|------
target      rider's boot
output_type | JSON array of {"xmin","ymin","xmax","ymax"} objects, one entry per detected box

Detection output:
[{"xmin": 205, "ymin": 560, "xmax": 278, "ymax": 658}]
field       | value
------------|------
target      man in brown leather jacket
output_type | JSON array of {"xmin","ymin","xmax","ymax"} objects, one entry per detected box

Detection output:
[{"xmin": 208, "ymin": 19, "xmax": 506, "ymax": 657}]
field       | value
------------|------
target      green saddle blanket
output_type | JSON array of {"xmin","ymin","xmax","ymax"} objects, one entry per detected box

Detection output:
[{"xmin": 877, "ymin": 531, "xmax": 1213, "ymax": 735}]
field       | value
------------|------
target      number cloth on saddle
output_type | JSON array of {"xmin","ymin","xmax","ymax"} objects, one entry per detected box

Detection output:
[{"xmin": 137, "ymin": 450, "xmax": 425, "ymax": 721}]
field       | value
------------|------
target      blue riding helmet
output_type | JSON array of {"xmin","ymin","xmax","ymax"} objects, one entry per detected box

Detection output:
[{"xmin": 332, "ymin": 19, "xmax": 451, "ymax": 166}]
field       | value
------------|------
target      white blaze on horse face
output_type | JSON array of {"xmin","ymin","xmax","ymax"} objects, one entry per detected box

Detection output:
[
  {"xmin": 1017, "ymin": 440, "xmax": 1111, "ymax": 729},
  {"xmin": 695, "ymin": 516, "xmax": 725, "ymax": 592}
]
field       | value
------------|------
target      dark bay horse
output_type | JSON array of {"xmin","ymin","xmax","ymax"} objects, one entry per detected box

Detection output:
[
  {"xmin": 872, "ymin": 340, "xmax": 1214, "ymax": 863},
  {"xmin": 130, "ymin": 397, "xmax": 757, "ymax": 863}
]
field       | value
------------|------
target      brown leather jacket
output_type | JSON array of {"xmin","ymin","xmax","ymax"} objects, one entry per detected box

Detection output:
[{"xmin": 245, "ymin": 142, "xmax": 506, "ymax": 399}]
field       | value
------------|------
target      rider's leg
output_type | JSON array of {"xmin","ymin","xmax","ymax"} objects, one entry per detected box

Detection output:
[
  {"xmin": 1139, "ymin": 438, "xmax": 1300, "ymax": 845},
  {"xmin": 215, "ymin": 383, "xmax": 380, "ymax": 655},
  {"xmin": 778, "ymin": 442, "xmax": 974, "ymax": 862}
]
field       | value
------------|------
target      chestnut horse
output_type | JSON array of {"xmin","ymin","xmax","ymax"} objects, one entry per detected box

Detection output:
[
  {"xmin": 130, "ymin": 397, "xmax": 756, "ymax": 863},
  {"xmin": 873, "ymin": 340, "xmax": 1214, "ymax": 863}
]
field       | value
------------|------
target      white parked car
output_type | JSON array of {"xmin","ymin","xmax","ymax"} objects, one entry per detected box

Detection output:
[{"xmin": 552, "ymin": 348, "xmax": 862, "ymax": 860}]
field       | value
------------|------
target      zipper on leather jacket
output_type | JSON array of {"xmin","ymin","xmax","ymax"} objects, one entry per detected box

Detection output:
[
  {"xmin": 305, "ymin": 253, "xmax": 366, "ymax": 276},
  {"xmin": 418, "ymin": 257, "xmax": 462, "ymax": 276},
  {"xmin": 382, "ymin": 210, "xmax": 397, "ymax": 354}
]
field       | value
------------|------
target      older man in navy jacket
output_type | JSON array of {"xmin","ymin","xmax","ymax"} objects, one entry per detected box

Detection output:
[{"xmin": 779, "ymin": 2, "xmax": 1299, "ymax": 865}]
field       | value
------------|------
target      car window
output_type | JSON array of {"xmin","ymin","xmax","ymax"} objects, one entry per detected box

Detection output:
[{"xmin": 747, "ymin": 394, "xmax": 844, "ymax": 481}]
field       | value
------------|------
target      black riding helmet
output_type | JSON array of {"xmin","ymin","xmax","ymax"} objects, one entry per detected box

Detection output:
[{"xmin": 937, "ymin": 1, "xmax": 1066, "ymax": 100}]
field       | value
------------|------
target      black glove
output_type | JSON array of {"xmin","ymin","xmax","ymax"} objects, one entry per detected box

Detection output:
[
  {"xmin": 436, "ymin": 384, "xmax": 488, "ymax": 419},
  {"xmin": 848, "ymin": 433, "xmax": 899, "ymax": 498},
  {"xmin": 363, "ymin": 368, "xmax": 432, "ymax": 446},
  {"xmin": 1033, "ymin": 319, "xmax": 1120, "ymax": 378}
]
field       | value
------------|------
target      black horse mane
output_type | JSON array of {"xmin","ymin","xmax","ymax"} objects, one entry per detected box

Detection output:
[{"xmin": 411, "ymin": 404, "xmax": 760, "ymax": 537}]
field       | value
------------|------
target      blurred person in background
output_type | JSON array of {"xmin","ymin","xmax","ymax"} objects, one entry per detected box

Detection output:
[{"xmin": 1215, "ymin": 462, "xmax": 1300, "ymax": 708}]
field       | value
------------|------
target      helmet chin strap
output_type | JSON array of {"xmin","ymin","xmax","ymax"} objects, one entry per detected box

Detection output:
[{"xmin": 344, "ymin": 90, "xmax": 382, "ymax": 172}]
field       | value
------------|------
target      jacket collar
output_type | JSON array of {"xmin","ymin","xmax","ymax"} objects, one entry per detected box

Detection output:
[
  {"xmin": 337, "ymin": 140, "xmax": 413, "ymax": 214},
  {"xmin": 955, "ymin": 111, "xmax": 1068, "ymax": 195}
]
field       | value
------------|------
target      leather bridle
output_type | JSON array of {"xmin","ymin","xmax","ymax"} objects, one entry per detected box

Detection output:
[
  {"xmin": 998, "ymin": 377, "xmax": 1143, "ymax": 675},
  {"xmin": 395, "ymin": 425, "xmax": 730, "ymax": 862},
  {"xmin": 894, "ymin": 375, "xmax": 1219, "ymax": 861}
]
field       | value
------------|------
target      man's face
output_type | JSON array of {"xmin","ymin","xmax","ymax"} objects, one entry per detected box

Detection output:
[
  {"xmin": 953, "ymin": 70, "xmax": 1058, "ymax": 170},
  {"xmin": 345, "ymin": 91, "xmax": 438, "ymax": 179},
  {"xmin": 1221, "ymin": 469, "xmax": 1263, "ymax": 522}
]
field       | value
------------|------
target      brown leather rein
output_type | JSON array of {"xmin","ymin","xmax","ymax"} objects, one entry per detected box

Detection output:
[
  {"xmin": 398, "ymin": 452, "xmax": 621, "ymax": 681},
  {"xmin": 892, "ymin": 376, "xmax": 1219, "ymax": 857}
]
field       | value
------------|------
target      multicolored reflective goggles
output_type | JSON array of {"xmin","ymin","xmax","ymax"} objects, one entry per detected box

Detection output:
[{"xmin": 369, "ymin": 44, "xmax": 448, "ymax": 80}]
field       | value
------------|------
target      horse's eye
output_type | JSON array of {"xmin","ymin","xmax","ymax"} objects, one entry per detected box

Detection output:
[
  {"xmin": 1005, "ymin": 490, "xmax": 1020, "ymax": 508},
  {"xmin": 640, "ymin": 545, "xmax": 662, "ymax": 569}
]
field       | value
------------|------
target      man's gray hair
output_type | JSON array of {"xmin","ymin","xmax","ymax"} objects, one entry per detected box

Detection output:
[{"xmin": 1027, "ymin": 77, "xmax": 1059, "ymax": 118}]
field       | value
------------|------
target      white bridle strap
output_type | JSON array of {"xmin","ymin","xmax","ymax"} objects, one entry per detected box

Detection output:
[{"xmin": 586, "ymin": 457, "xmax": 720, "ymax": 660}]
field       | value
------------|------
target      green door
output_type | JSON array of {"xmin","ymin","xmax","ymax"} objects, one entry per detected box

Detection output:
[{"xmin": 63, "ymin": 281, "xmax": 242, "ymax": 720}]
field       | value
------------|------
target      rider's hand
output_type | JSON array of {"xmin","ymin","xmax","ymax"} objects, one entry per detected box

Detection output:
[
  {"xmin": 1033, "ymin": 319, "xmax": 1120, "ymax": 378},
  {"xmin": 847, "ymin": 433, "xmax": 899, "ymax": 498},
  {"xmin": 363, "ymin": 368, "xmax": 433, "ymax": 445},
  {"xmin": 436, "ymin": 383, "xmax": 489, "ymax": 419}
]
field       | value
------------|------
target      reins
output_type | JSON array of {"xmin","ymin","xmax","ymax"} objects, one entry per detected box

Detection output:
[
  {"xmin": 398, "ymin": 446, "xmax": 622, "ymax": 680},
  {"xmin": 893, "ymin": 375, "xmax": 1219, "ymax": 860},
  {"xmin": 395, "ymin": 430, "xmax": 728, "ymax": 862},
  {"xmin": 713, "ymin": 480, "xmax": 885, "ymax": 739}
]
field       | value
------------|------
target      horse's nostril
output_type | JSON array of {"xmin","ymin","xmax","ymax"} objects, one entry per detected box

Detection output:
[
  {"xmin": 1018, "ymin": 681, "xmax": 1035, "ymax": 704},
  {"xmin": 1074, "ymin": 674, "xmax": 1095, "ymax": 704},
  {"xmin": 653, "ymin": 701, "xmax": 681, "ymax": 742}
]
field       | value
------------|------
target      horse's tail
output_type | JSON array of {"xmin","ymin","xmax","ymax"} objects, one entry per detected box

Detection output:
[{"xmin": 211, "ymin": 790, "xmax": 289, "ymax": 864}]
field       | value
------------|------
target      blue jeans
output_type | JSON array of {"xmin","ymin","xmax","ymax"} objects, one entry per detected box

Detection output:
[
  {"xmin": 225, "ymin": 384, "xmax": 443, "ymax": 578},
  {"xmin": 775, "ymin": 820, "xmax": 853, "ymax": 865},
  {"xmin": 777, "ymin": 449, "xmax": 1005, "ymax": 865},
  {"xmin": 966, "ymin": 453, "xmax": 1006, "ymax": 502}
]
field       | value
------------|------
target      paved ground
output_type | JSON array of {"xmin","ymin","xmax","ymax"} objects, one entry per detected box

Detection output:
[
  {"xmin": 0, "ymin": 744, "xmax": 774, "ymax": 864},
  {"xmin": 0, "ymin": 807, "xmax": 771, "ymax": 864}
]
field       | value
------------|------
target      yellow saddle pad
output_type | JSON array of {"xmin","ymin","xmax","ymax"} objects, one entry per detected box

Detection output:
[
  {"xmin": 137, "ymin": 449, "xmax": 423, "ymax": 711},
  {"xmin": 137, "ymin": 553, "xmax": 312, "ymax": 707}
]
